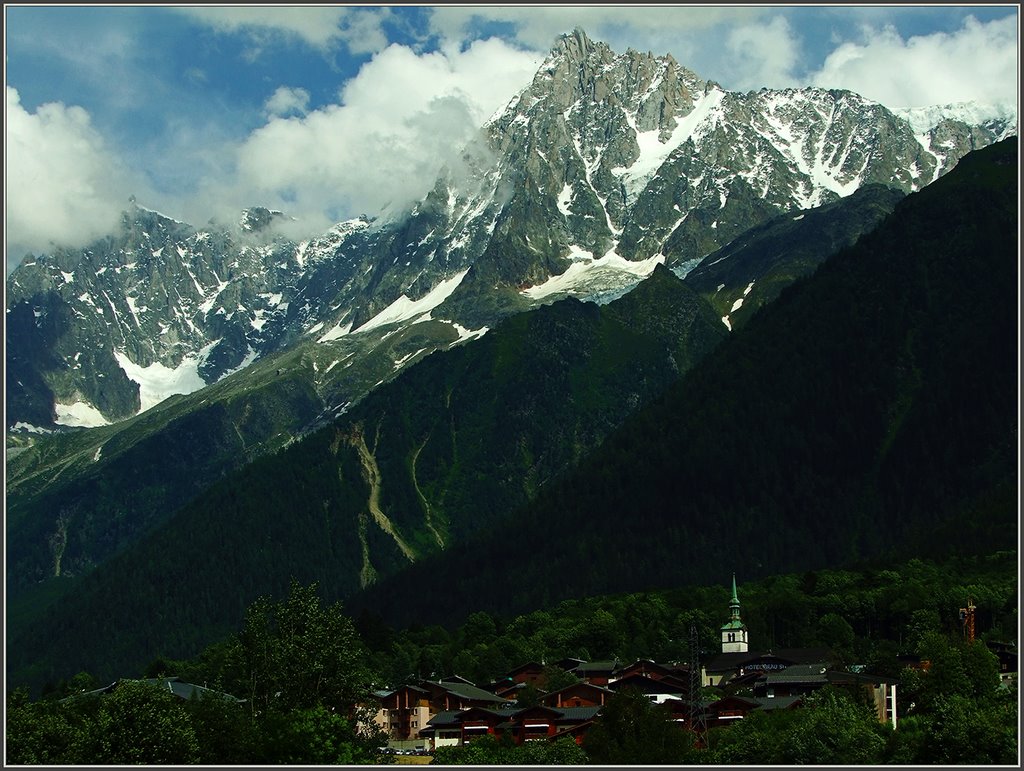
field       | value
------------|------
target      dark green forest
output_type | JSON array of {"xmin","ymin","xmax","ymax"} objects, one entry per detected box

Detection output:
[
  {"xmin": 7, "ymin": 553, "xmax": 1018, "ymax": 764},
  {"xmin": 684, "ymin": 182, "xmax": 904, "ymax": 328}
]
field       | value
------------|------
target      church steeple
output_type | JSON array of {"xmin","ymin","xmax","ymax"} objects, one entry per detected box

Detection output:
[
  {"xmin": 730, "ymin": 573, "xmax": 741, "ymax": 620},
  {"xmin": 721, "ymin": 573, "xmax": 749, "ymax": 653}
]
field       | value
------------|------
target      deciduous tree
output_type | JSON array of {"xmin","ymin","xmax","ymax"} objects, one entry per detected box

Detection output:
[{"xmin": 582, "ymin": 687, "xmax": 691, "ymax": 764}]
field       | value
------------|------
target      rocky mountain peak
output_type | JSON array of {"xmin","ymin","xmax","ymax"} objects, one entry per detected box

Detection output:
[
  {"xmin": 550, "ymin": 27, "xmax": 601, "ymax": 62},
  {"xmin": 239, "ymin": 207, "xmax": 287, "ymax": 233}
]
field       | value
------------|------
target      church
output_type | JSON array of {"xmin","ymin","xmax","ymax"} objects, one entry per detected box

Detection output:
[
  {"xmin": 701, "ymin": 574, "xmax": 834, "ymax": 687},
  {"xmin": 699, "ymin": 575, "xmax": 897, "ymax": 727}
]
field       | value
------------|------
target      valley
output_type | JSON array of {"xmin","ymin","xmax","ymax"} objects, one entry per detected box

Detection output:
[{"xmin": 4, "ymin": 26, "xmax": 1018, "ymax": 740}]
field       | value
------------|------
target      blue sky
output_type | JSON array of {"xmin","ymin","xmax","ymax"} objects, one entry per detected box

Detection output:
[{"xmin": 5, "ymin": 5, "xmax": 1019, "ymax": 270}]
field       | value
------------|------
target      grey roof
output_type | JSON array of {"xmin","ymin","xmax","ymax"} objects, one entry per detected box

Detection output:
[
  {"xmin": 424, "ymin": 680, "xmax": 507, "ymax": 703},
  {"xmin": 751, "ymin": 695, "xmax": 804, "ymax": 711},
  {"xmin": 494, "ymin": 706, "xmax": 602, "ymax": 728},
  {"xmin": 463, "ymin": 706, "xmax": 522, "ymax": 722},
  {"xmin": 439, "ymin": 674, "xmax": 475, "ymax": 685},
  {"xmin": 147, "ymin": 678, "xmax": 243, "ymax": 702},
  {"xmin": 764, "ymin": 663, "xmax": 829, "ymax": 685},
  {"xmin": 703, "ymin": 652, "xmax": 764, "ymax": 672},
  {"xmin": 705, "ymin": 649, "xmax": 836, "ymax": 673},
  {"xmin": 574, "ymin": 659, "xmax": 620, "ymax": 672},
  {"xmin": 706, "ymin": 695, "xmax": 760, "ymax": 710},
  {"xmin": 826, "ymin": 670, "xmax": 897, "ymax": 686},
  {"xmin": 66, "ymin": 677, "xmax": 242, "ymax": 704},
  {"xmin": 424, "ymin": 710, "xmax": 463, "ymax": 728},
  {"xmin": 609, "ymin": 674, "xmax": 686, "ymax": 694},
  {"xmin": 66, "ymin": 681, "xmax": 120, "ymax": 700},
  {"xmin": 556, "ymin": 706, "xmax": 602, "ymax": 721},
  {"xmin": 393, "ymin": 683, "xmax": 430, "ymax": 695}
]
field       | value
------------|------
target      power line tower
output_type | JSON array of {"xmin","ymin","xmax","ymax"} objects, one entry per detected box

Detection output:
[
  {"xmin": 689, "ymin": 623, "xmax": 709, "ymax": 750},
  {"xmin": 959, "ymin": 599, "xmax": 976, "ymax": 643}
]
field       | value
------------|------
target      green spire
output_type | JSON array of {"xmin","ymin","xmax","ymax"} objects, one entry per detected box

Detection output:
[{"xmin": 730, "ymin": 573, "xmax": 741, "ymax": 621}]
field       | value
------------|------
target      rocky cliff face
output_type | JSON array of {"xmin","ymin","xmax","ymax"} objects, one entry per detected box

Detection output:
[{"xmin": 5, "ymin": 28, "xmax": 1015, "ymax": 431}]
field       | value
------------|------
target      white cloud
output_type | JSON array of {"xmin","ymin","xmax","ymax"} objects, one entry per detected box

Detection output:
[
  {"xmin": 176, "ymin": 6, "xmax": 390, "ymax": 54},
  {"xmin": 196, "ymin": 38, "xmax": 543, "ymax": 238},
  {"xmin": 810, "ymin": 15, "xmax": 1019, "ymax": 108},
  {"xmin": 5, "ymin": 86, "xmax": 138, "ymax": 271},
  {"xmin": 264, "ymin": 86, "xmax": 310, "ymax": 118},
  {"xmin": 724, "ymin": 16, "xmax": 802, "ymax": 91}
]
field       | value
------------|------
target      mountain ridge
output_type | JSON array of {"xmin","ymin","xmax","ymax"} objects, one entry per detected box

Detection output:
[
  {"xmin": 4, "ymin": 175, "xmax": 907, "ymax": 602},
  {"xmin": 6, "ymin": 28, "xmax": 1014, "ymax": 432},
  {"xmin": 346, "ymin": 136, "xmax": 1019, "ymax": 628},
  {"xmin": 6, "ymin": 259, "xmax": 730, "ymax": 687}
]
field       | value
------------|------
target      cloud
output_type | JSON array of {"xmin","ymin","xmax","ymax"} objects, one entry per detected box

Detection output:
[
  {"xmin": 809, "ymin": 15, "xmax": 1019, "ymax": 108},
  {"xmin": 5, "ymin": 86, "xmax": 140, "ymax": 271},
  {"xmin": 426, "ymin": 6, "xmax": 774, "ymax": 87},
  {"xmin": 724, "ymin": 16, "xmax": 802, "ymax": 91},
  {"xmin": 195, "ymin": 37, "xmax": 543, "ymax": 238},
  {"xmin": 338, "ymin": 8, "xmax": 393, "ymax": 56},
  {"xmin": 428, "ymin": 6, "xmax": 762, "ymax": 52},
  {"xmin": 264, "ymin": 86, "xmax": 310, "ymax": 118},
  {"xmin": 176, "ymin": 6, "xmax": 391, "ymax": 54}
]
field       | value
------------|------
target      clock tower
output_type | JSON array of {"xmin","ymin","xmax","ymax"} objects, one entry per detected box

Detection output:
[{"xmin": 721, "ymin": 573, "xmax": 749, "ymax": 653}]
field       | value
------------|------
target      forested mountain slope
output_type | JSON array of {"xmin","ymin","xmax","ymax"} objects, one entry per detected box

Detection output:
[
  {"xmin": 5, "ymin": 167, "xmax": 907, "ymax": 688},
  {"xmin": 350, "ymin": 138, "xmax": 1019, "ymax": 628},
  {"xmin": 6, "ymin": 267, "xmax": 726, "ymax": 689}
]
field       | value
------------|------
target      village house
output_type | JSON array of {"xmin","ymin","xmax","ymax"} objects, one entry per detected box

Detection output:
[
  {"xmin": 569, "ymin": 659, "xmax": 620, "ymax": 686},
  {"xmin": 506, "ymin": 661, "xmax": 547, "ymax": 686},
  {"xmin": 539, "ymin": 681, "xmax": 612, "ymax": 708},
  {"xmin": 373, "ymin": 677, "xmax": 509, "ymax": 742},
  {"xmin": 417, "ymin": 703, "xmax": 601, "ymax": 750},
  {"xmin": 608, "ymin": 672, "xmax": 687, "ymax": 704},
  {"xmin": 986, "ymin": 640, "xmax": 1018, "ymax": 685}
]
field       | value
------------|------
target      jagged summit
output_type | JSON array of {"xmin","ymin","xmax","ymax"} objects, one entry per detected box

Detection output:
[
  {"xmin": 239, "ymin": 206, "xmax": 288, "ymax": 233},
  {"xmin": 550, "ymin": 27, "xmax": 601, "ymax": 59}
]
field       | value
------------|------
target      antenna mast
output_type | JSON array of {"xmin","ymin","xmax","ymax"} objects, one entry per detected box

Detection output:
[
  {"xmin": 689, "ymin": 623, "xmax": 709, "ymax": 750},
  {"xmin": 959, "ymin": 599, "xmax": 976, "ymax": 643}
]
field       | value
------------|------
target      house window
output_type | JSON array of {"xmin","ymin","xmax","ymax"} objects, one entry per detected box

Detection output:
[{"xmin": 728, "ymin": 633, "xmax": 735, "ymax": 642}]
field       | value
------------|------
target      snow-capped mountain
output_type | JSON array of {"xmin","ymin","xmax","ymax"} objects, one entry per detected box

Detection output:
[{"xmin": 5, "ymin": 28, "xmax": 1015, "ymax": 432}]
